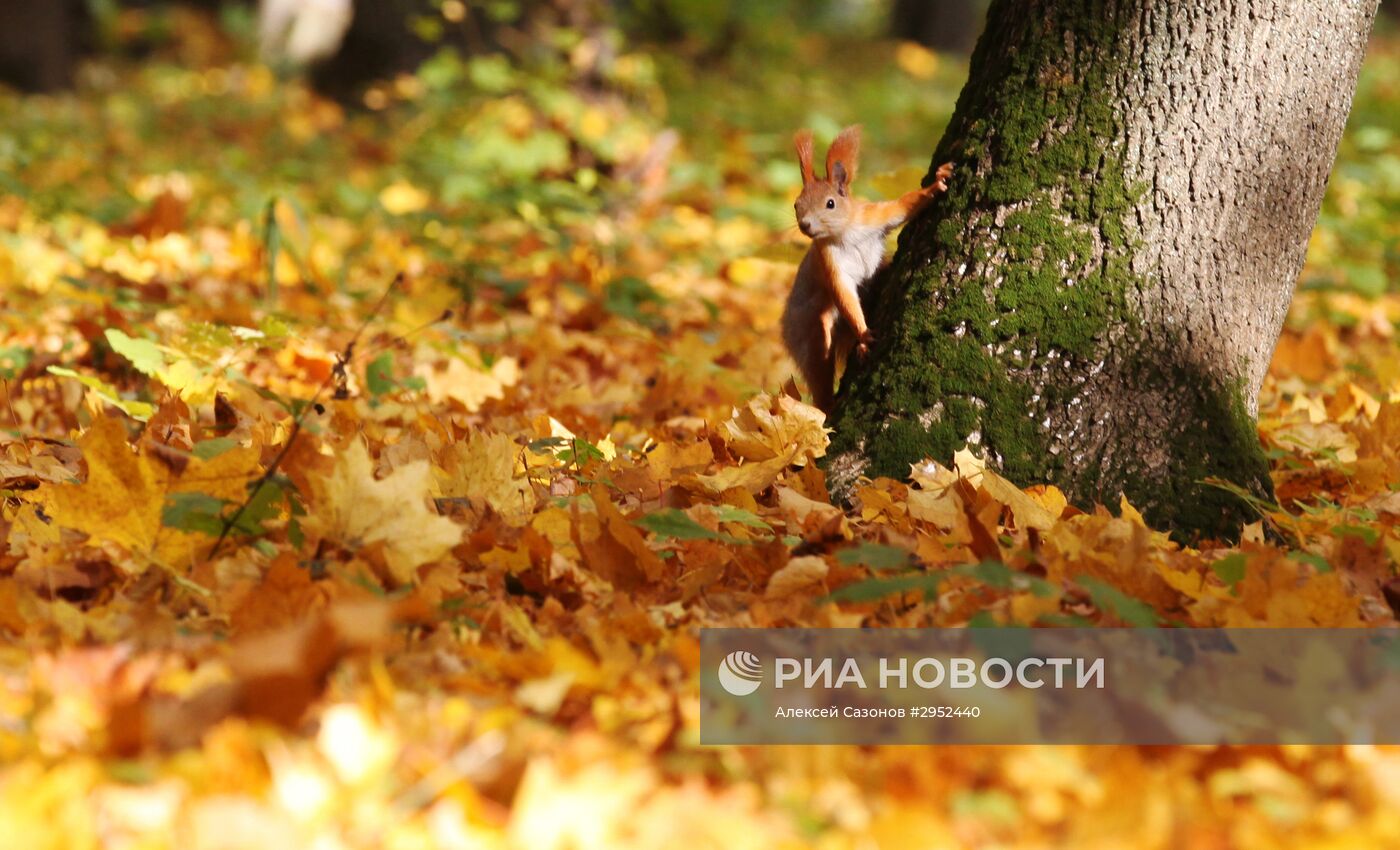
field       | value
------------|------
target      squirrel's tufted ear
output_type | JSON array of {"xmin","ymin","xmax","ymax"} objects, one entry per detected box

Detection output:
[
  {"xmin": 825, "ymin": 125, "xmax": 860, "ymax": 189},
  {"xmin": 831, "ymin": 161, "xmax": 848, "ymax": 195},
  {"xmin": 794, "ymin": 129, "xmax": 815, "ymax": 186}
]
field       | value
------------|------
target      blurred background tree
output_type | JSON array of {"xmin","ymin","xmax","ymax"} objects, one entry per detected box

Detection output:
[
  {"xmin": 0, "ymin": 0, "xmax": 987, "ymax": 98},
  {"xmin": 888, "ymin": 0, "xmax": 984, "ymax": 53},
  {"xmin": 0, "ymin": 1, "xmax": 85, "ymax": 92}
]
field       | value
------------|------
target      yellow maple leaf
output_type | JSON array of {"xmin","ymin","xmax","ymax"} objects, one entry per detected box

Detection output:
[
  {"xmin": 907, "ymin": 486, "xmax": 962, "ymax": 529},
  {"xmin": 647, "ymin": 439, "xmax": 713, "ymax": 481},
  {"xmin": 978, "ymin": 467, "xmax": 1058, "ymax": 531},
  {"xmin": 35, "ymin": 416, "xmax": 260, "ymax": 569},
  {"xmin": 721, "ymin": 393, "xmax": 827, "ymax": 463},
  {"xmin": 951, "ymin": 446, "xmax": 986, "ymax": 481},
  {"xmin": 305, "ymin": 441, "xmax": 461, "ymax": 584},
  {"xmin": 436, "ymin": 431, "xmax": 536, "ymax": 525},
  {"xmin": 943, "ymin": 446, "xmax": 1058, "ymax": 531},
  {"xmin": 683, "ymin": 453, "xmax": 793, "ymax": 496},
  {"xmin": 418, "ymin": 354, "xmax": 520, "ymax": 412},
  {"xmin": 1270, "ymin": 419, "xmax": 1359, "ymax": 465},
  {"xmin": 1026, "ymin": 484, "xmax": 1069, "ymax": 520},
  {"xmin": 908, "ymin": 458, "xmax": 958, "ymax": 489},
  {"xmin": 1328, "ymin": 381, "xmax": 1381, "ymax": 422}
]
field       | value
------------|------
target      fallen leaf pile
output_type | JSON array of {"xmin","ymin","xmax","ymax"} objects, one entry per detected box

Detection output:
[{"xmin": 2, "ymin": 11, "xmax": 1400, "ymax": 850}]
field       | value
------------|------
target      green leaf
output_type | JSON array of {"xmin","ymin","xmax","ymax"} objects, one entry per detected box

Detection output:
[
  {"xmin": 262, "ymin": 196, "xmax": 281, "ymax": 304},
  {"xmin": 365, "ymin": 352, "xmax": 397, "ymax": 399},
  {"xmin": 192, "ymin": 437, "xmax": 238, "ymax": 460},
  {"xmin": 162, "ymin": 492, "xmax": 228, "ymax": 536},
  {"xmin": 467, "ymin": 54, "xmax": 515, "ymax": 93},
  {"xmin": 966, "ymin": 611, "xmax": 1001, "ymax": 628},
  {"xmin": 1288, "ymin": 550, "xmax": 1333, "ymax": 573},
  {"xmin": 823, "ymin": 573, "xmax": 940, "ymax": 603},
  {"xmin": 635, "ymin": 509, "xmax": 732, "ymax": 542},
  {"xmin": 0, "ymin": 345, "xmax": 32, "ymax": 380},
  {"xmin": 951, "ymin": 560, "xmax": 1057, "ymax": 597},
  {"xmin": 1076, "ymin": 575, "xmax": 1160, "ymax": 627},
  {"xmin": 558, "ymin": 438, "xmax": 607, "ymax": 467},
  {"xmin": 258, "ymin": 316, "xmax": 292, "ymax": 340},
  {"xmin": 104, "ymin": 328, "xmax": 166, "ymax": 376},
  {"xmin": 233, "ymin": 478, "xmax": 285, "ymax": 535},
  {"xmin": 708, "ymin": 505, "xmax": 772, "ymax": 532},
  {"xmin": 418, "ymin": 49, "xmax": 465, "ymax": 91},
  {"xmin": 1334, "ymin": 524, "xmax": 1380, "ymax": 546},
  {"xmin": 47, "ymin": 367, "xmax": 154, "ymax": 420},
  {"xmin": 603, "ymin": 276, "xmax": 667, "ymax": 327},
  {"xmin": 836, "ymin": 543, "xmax": 914, "ymax": 571},
  {"xmin": 1210, "ymin": 553, "xmax": 1247, "ymax": 588},
  {"xmin": 952, "ymin": 560, "xmax": 1013, "ymax": 587}
]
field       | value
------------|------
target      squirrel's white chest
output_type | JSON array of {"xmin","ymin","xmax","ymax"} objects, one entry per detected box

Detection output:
[{"xmin": 828, "ymin": 229, "xmax": 887, "ymax": 289}]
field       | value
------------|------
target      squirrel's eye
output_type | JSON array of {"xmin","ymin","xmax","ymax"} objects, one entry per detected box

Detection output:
[{"xmin": 826, "ymin": 198, "xmax": 835, "ymax": 209}]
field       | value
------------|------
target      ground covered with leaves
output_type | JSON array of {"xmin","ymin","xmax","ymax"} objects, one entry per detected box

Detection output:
[{"xmin": 4, "ymin": 11, "xmax": 1400, "ymax": 849}]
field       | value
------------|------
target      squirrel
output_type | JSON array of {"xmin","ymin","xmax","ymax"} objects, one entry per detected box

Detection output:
[{"xmin": 781, "ymin": 125, "xmax": 953, "ymax": 413}]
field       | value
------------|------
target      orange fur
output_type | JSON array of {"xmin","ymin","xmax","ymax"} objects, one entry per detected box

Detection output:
[
  {"xmin": 853, "ymin": 191, "xmax": 921, "ymax": 228},
  {"xmin": 780, "ymin": 249, "xmax": 838, "ymax": 412},
  {"xmin": 794, "ymin": 130, "xmax": 816, "ymax": 186},
  {"xmin": 825, "ymin": 125, "xmax": 861, "ymax": 186}
]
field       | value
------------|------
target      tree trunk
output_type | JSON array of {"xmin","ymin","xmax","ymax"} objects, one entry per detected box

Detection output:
[{"xmin": 826, "ymin": 0, "xmax": 1378, "ymax": 539}]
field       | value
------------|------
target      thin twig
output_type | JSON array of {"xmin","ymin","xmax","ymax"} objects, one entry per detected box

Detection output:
[{"xmin": 206, "ymin": 273, "xmax": 404, "ymax": 562}]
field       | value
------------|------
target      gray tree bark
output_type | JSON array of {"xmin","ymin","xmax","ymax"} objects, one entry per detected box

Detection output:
[{"xmin": 826, "ymin": 0, "xmax": 1378, "ymax": 539}]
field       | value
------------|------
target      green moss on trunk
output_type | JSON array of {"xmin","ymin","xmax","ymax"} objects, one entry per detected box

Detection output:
[{"xmin": 825, "ymin": 0, "xmax": 1273, "ymax": 540}]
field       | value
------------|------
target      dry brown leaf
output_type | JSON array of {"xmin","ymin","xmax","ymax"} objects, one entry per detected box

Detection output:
[
  {"xmin": 765, "ymin": 555, "xmax": 829, "ymax": 598},
  {"xmin": 573, "ymin": 484, "xmax": 665, "ymax": 588}
]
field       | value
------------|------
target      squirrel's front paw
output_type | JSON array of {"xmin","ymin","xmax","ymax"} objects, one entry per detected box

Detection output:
[
  {"xmin": 928, "ymin": 161, "xmax": 954, "ymax": 193},
  {"xmin": 855, "ymin": 330, "xmax": 875, "ymax": 359}
]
